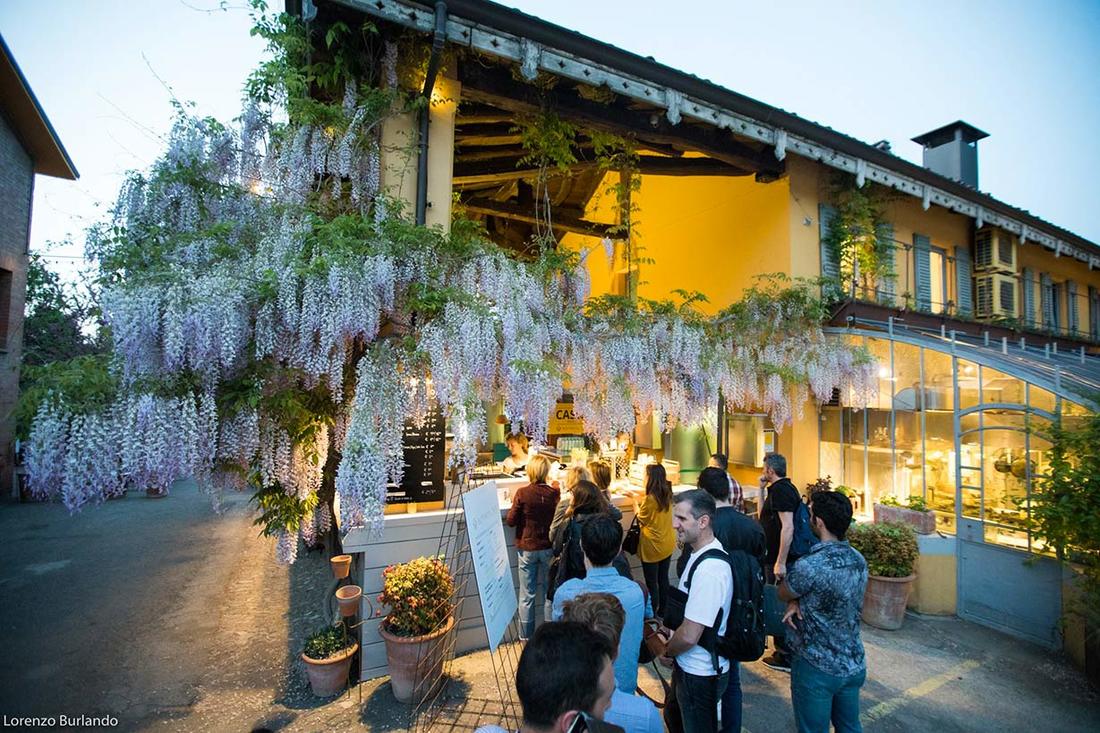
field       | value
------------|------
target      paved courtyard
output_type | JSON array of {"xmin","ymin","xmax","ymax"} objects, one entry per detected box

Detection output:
[{"xmin": 0, "ymin": 483, "xmax": 1097, "ymax": 732}]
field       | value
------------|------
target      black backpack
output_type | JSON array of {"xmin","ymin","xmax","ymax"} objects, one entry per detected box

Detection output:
[
  {"xmin": 683, "ymin": 547, "xmax": 767, "ymax": 665},
  {"xmin": 547, "ymin": 519, "xmax": 587, "ymax": 601}
]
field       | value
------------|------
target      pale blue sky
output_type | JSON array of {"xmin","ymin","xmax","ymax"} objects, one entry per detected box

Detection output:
[{"xmin": 2, "ymin": 0, "xmax": 1098, "ymax": 283}]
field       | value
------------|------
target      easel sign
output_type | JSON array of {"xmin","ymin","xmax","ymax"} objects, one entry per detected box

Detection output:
[{"xmin": 461, "ymin": 481, "xmax": 517, "ymax": 653}]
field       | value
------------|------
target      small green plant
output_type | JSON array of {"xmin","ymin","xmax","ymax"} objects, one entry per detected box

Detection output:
[
  {"xmin": 906, "ymin": 496, "xmax": 930, "ymax": 513},
  {"xmin": 250, "ymin": 478, "xmax": 319, "ymax": 536},
  {"xmin": 848, "ymin": 521, "xmax": 919, "ymax": 578},
  {"xmin": 377, "ymin": 555, "xmax": 454, "ymax": 637},
  {"xmin": 303, "ymin": 623, "xmax": 356, "ymax": 660},
  {"xmin": 834, "ymin": 485, "xmax": 855, "ymax": 498},
  {"xmin": 878, "ymin": 495, "xmax": 902, "ymax": 508},
  {"xmin": 805, "ymin": 476, "xmax": 833, "ymax": 495}
]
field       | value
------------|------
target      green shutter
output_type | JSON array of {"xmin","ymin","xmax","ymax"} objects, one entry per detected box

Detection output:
[
  {"xmin": 914, "ymin": 234, "xmax": 932, "ymax": 311},
  {"xmin": 955, "ymin": 245, "xmax": 973, "ymax": 316},
  {"xmin": 1067, "ymin": 280, "xmax": 1079, "ymax": 334},
  {"xmin": 876, "ymin": 222, "xmax": 896, "ymax": 306},
  {"xmin": 1022, "ymin": 268, "xmax": 1035, "ymax": 326},
  {"xmin": 819, "ymin": 205, "xmax": 839, "ymax": 298},
  {"xmin": 1041, "ymin": 273, "xmax": 1054, "ymax": 328}
]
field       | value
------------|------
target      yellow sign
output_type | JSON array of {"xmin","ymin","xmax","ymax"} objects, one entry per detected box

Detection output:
[{"xmin": 548, "ymin": 402, "xmax": 585, "ymax": 435}]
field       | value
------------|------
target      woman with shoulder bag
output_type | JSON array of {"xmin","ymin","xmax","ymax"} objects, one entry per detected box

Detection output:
[{"xmin": 548, "ymin": 480, "xmax": 612, "ymax": 599}]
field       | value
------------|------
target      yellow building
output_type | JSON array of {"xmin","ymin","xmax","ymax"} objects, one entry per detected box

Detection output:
[{"xmin": 346, "ymin": 0, "xmax": 1098, "ymax": 654}]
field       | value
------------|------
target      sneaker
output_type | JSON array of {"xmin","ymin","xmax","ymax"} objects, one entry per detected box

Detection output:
[{"xmin": 761, "ymin": 653, "xmax": 791, "ymax": 673}]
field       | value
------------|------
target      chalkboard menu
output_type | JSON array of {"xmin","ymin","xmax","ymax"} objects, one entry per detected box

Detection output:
[{"xmin": 385, "ymin": 407, "xmax": 446, "ymax": 504}]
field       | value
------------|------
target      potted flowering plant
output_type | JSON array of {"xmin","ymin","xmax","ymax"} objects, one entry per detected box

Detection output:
[
  {"xmin": 377, "ymin": 555, "xmax": 455, "ymax": 703},
  {"xmin": 848, "ymin": 521, "xmax": 919, "ymax": 629},
  {"xmin": 301, "ymin": 623, "xmax": 359, "ymax": 697},
  {"xmin": 874, "ymin": 495, "xmax": 936, "ymax": 534}
]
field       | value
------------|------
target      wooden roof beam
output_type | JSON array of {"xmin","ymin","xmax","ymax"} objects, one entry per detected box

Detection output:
[
  {"xmin": 458, "ymin": 61, "xmax": 784, "ymax": 180},
  {"xmin": 462, "ymin": 197, "xmax": 613, "ymax": 237}
]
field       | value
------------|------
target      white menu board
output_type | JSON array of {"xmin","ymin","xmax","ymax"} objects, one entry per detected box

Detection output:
[{"xmin": 462, "ymin": 481, "xmax": 517, "ymax": 653}]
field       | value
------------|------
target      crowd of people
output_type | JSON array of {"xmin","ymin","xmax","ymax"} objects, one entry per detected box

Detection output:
[{"xmin": 491, "ymin": 446, "xmax": 869, "ymax": 733}]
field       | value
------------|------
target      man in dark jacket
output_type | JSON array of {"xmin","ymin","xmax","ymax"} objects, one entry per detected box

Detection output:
[{"xmin": 758, "ymin": 452, "xmax": 802, "ymax": 672}]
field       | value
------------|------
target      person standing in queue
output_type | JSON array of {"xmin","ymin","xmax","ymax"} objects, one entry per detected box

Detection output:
[
  {"xmin": 758, "ymin": 452, "xmax": 802, "ymax": 672},
  {"xmin": 507, "ymin": 454, "xmax": 559, "ymax": 640},
  {"xmin": 632, "ymin": 462, "xmax": 675, "ymax": 620}
]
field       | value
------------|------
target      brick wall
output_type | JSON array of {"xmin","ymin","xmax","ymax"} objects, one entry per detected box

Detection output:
[{"xmin": 0, "ymin": 110, "xmax": 35, "ymax": 498}]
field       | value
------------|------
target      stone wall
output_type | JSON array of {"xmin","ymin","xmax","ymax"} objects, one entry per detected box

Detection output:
[{"xmin": 0, "ymin": 110, "xmax": 34, "ymax": 498}]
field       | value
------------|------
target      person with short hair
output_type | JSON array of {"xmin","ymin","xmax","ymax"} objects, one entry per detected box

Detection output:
[
  {"xmin": 709, "ymin": 453, "xmax": 744, "ymax": 512},
  {"xmin": 549, "ymin": 465, "xmax": 595, "ymax": 546},
  {"xmin": 552, "ymin": 513, "xmax": 652, "ymax": 693},
  {"xmin": 560, "ymin": 593, "xmax": 663, "ymax": 733},
  {"xmin": 759, "ymin": 452, "xmax": 802, "ymax": 672},
  {"xmin": 778, "ymin": 491, "xmax": 868, "ymax": 733},
  {"xmin": 507, "ymin": 454, "xmax": 560, "ymax": 639},
  {"xmin": 660, "ymin": 489, "xmax": 732, "ymax": 733},
  {"xmin": 588, "ymin": 460, "xmax": 623, "ymax": 521},
  {"xmin": 475, "ymin": 620, "xmax": 621, "ymax": 733},
  {"xmin": 502, "ymin": 432, "xmax": 531, "ymax": 475},
  {"xmin": 676, "ymin": 467, "xmax": 765, "ymax": 733}
]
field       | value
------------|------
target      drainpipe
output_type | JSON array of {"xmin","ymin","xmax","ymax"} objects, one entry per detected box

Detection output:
[{"xmin": 415, "ymin": 1, "xmax": 448, "ymax": 226}]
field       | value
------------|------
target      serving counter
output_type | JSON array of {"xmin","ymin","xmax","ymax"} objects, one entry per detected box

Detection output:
[{"xmin": 341, "ymin": 479, "xmax": 693, "ymax": 680}]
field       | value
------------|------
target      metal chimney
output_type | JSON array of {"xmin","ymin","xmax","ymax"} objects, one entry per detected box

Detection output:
[{"xmin": 911, "ymin": 121, "xmax": 989, "ymax": 189}]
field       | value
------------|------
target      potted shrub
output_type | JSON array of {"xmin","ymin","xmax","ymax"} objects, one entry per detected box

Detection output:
[
  {"xmin": 377, "ymin": 555, "xmax": 455, "ymax": 704},
  {"xmin": 848, "ymin": 521, "xmax": 919, "ymax": 630},
  {"xmin": 873, "ymin": 495, "xmax": 936, "ymax": 534},
  {"xmin": 301, "ymin": 624, "xmax": 359, "ymax": 698}
]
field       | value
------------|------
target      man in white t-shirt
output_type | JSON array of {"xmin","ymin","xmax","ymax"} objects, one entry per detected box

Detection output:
[{"xmin": 658, "ymin": 489, "xmax": 733, "ymax": 733}]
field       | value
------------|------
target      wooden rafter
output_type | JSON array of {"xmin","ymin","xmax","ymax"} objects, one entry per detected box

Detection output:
[
  {"xmin": 457, "ymin": 61, "xmax": 784, "ymax": 180},
  {"xmin": 462, "ymin": 197, "xmax": 612, "ymax": 237},
  {"xmin": 452, "ymin": 154, "xmax": 750, "ymax": 187}
]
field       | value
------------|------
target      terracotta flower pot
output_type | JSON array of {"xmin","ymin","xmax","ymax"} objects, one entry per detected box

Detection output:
[
  {"xmin": 330, "ymin": 555, "xmax": 352, "ymax": 580},
  {"xmin": 380, "ymin": 615, "xmax": 455, "ymax": 704},
  {"xmin": 862, "ymin": 573, "xmax": 916, "ymax": 630},
  {"xmin": 301, "ymin": 641, "xmax": 359, "ymax": 697},
  {"xmin": 335, "ymin": 585, "xmax": 362, "ymax": 617}
]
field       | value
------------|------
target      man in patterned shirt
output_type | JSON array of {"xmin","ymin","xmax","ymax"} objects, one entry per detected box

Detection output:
[{"xmin": 777, "ymin": 491, "xmax": 868, "ymax": 733}]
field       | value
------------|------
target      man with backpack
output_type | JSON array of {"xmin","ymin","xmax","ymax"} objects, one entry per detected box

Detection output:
[
  {"xmin": 758, "ymin": 452, "xmax": 812, "ymax": 672},
  {"xmin": 658, "ymin": 489, "xmax": 732, "ymax": 733},
  {"xmin": 689, "ymin": 467, "xmax": 766, "ymax": 733}
]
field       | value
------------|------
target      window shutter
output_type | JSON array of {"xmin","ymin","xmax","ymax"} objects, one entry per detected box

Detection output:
[
  {"xmin": 876, "ymin": 222, "xmax": 896, "ymax": 306},
  {"xmin": 914, "ymin": 234, "xmax": 932, "ymax": 311},
  {"xmin": 819, "ymin": 205, "xmax": 839, "ymax": 295},
  {"xmin": 1090, "ymin": 286, "xmax": 1100, "ymax": 341},
  {"xmin": 1067, "ymin": 280, "xmax": 1079, "ymax": 334},
  {"xmin": 1022, "ymin": 268, "xmax": 1035, "ymax": 326},
  {"xmin": 955, "ymin": 244, "xmax": 973, "ymax": 317},
  {"xmin": 1041, "ymin": 273, "xmax": 1054, "ymax": 329}
]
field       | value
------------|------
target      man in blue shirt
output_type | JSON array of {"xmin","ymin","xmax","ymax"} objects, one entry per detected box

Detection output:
[
  {"xmin": 778, "ymin": 490, "xmax": 869, "ymax": 733},
  {"xmin": 552, "ymin": 513, "xmax": 651, "ymax": 693},
  {"xmin": 561, "ymin": 593, "xmax": 664, "ymax": 733}
]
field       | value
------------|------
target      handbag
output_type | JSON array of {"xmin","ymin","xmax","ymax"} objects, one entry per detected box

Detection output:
[
  {"xmin": 640, "ymin": 618, "xmax": 667, "ymax": 663},
  {"xmin": 622, "ymin": 515, "xmax": 641, "ymax": 555}
]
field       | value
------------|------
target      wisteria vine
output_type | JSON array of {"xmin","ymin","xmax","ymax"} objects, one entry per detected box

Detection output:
[{"xmin": 23, "ymin": 11, "xmax": 876, "ymax": 564}]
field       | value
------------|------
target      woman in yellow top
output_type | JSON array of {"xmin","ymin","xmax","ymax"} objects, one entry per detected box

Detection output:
[{"xmin": 632, "ymin": 462, "xmax": 675, "ymax": 618}]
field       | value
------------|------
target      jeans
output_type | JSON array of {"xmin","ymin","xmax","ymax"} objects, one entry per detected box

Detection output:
[
  {"xmin": 517, "ymin": 548, "xmax": 553, "ymax": 638},
  {"xmin": 642, "ymin": 555, "xmax": 672, "ymax": 619},
  {"xmin": 790, "ymin": 657, "xmax": 865, "ymax": 733},
  {"xmin": 765, "ymin": 564, "xmax": 791, "ymax": 661},
  {"xmin": 673, "ymin": 663, "xmax": 728, "ymax": 733},
  {"xmin": 719, "ymin": 661, "xmax": 741, "ymax": 733}
]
